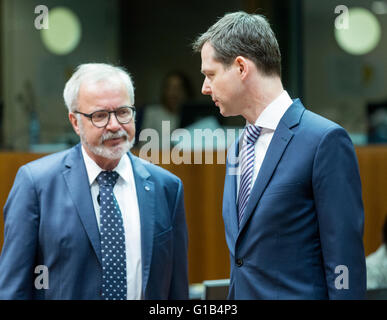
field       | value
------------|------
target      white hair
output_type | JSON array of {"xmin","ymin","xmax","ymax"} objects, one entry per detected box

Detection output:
[{"xmin": 63, "ymin": 63, "xmax": 135, "ymax": 112}]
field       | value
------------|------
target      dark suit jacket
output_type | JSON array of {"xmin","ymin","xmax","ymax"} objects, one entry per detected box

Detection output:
[
  {"xmin": 223, "ymin": 99, "xmax": 366, "ymax": 299},
  {"xmin": 0, "ymin": 144, "xmax": 188, "ymax": 299}
]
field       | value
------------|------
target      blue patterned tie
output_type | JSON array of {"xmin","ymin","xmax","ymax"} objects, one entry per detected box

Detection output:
[
  {"xmin": 97, "ymin": 171, "xmax": 127, "ymax": 300},
  {"xmin": 238, "ymin": 125, "xmax": 262, "ymax": 224}
]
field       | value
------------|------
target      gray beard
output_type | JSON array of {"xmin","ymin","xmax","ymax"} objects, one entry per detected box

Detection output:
[{"xmin": 78, "ymin": 121, "xmax": 134, "ymax": 160}]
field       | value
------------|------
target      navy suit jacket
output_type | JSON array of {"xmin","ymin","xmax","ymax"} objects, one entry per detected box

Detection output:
[
  {"xmin": 223, "ymin": 99, "xmax": 366, "ymax": 299},
  {"xmin": 0, "ymin": 144, "xmax": 188, "ymax": 299}
]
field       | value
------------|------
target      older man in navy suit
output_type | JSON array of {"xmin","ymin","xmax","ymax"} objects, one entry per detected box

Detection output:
[
  {"xmin": 0, "ymin": 63, "xmax": 188, "ymax": 299},
  {"xmin": 193, "ymin": 12, "xmax": 366, "ymax": 299}
]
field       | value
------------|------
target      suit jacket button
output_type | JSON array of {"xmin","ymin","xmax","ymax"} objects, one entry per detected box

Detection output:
[{"xmin": 236, "ymin": 258, "xmax": 243, "ymax": 267}]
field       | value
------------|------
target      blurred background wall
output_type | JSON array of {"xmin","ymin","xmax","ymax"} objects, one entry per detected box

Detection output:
[
  {"xmin": 1, "ymin": 0, "xmax": 120, "ymax": 151},
  {"xmin": 3, "ymin": 0, "xmax": 386, "ymax": 150},
  {"xmin": 0, "ymin": 0, "xmax": 304, "ymax": 151},
  {"xmin": 304, "ymin": 0, "xmax": 387, "ymax": 142}
]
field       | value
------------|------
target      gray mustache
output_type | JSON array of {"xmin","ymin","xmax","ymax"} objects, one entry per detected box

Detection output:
[{"xmin": 101, "ymin": 130, "xmax": 128, "ymax": 142}]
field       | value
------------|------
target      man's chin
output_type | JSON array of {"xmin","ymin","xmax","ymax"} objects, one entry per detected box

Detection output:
[
  {"xmin": 219, "ymin": 106, "xmax": 239, "ymax": 118},
  {"xmin": 104, "ymin": 139, "xmax": 134, "ymax": 159},
  {"xmin": 219, "ymin": 107, "xmax": 229, "ymax": 117}
]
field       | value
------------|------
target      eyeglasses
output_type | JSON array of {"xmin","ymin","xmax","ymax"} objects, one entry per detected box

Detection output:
[{"xmin": 74, "ymin": 106, "xmax": 136, "ymax": 128}]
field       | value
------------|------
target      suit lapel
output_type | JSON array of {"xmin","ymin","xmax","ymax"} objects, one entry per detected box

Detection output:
[
  {"xmin": 62, "ymin": 144, "xmax": 102, "ymax": 265},
  {"xmin": 128, "ymin": 153, "xmax": 155, "ymax": 296},
  {"xmin": 238, "ymin": 100, "xmax": 305, "ymax": 233}
]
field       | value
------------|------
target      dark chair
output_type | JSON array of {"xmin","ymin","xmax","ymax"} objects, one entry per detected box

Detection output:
[
  {"xmin": 366, "ymin": 288, "xmax": 387, "ymax": 300},
  {"xmin": 202, "ymin": 279, "xmax": 230, "ymax": 300}
]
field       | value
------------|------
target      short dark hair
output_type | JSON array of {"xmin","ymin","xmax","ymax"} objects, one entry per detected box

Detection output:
[{"xmin": 193, "ymin": 11, "xmax": 281, "ymax": 77}]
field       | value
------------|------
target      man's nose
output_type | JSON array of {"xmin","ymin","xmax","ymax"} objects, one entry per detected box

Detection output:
[
  {"xmin": 105, "ymin": 113, "xmax": 121, "ymax": 131},
  {"xmin": 201, "ymin": 78, "xmax": 212, "ymax": 95}
]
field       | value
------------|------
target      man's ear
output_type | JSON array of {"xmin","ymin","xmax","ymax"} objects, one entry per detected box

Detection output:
[
  {"xmin": 234, "ymin": 56, "xmax": 249, "ymax": 79},
  {"xmin": 68, "ymin": 112, "xmax": 80, "ymax": 136}
]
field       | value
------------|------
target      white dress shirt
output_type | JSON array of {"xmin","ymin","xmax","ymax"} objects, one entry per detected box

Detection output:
[
  {"xmin": 236, "ymin": 90, "xmax": 293, "ymax": 198},
  {"xmin": 81, "ymin": 146, "xmax": 142, "ymax": 299}
]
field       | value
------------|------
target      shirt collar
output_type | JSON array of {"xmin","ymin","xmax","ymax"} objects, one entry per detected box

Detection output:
[
  {"xmin": 81, "ymin": 145, "xmax": 132, "ymax": 185},
  {"xmin": 247, "ymin": 90, "xmax": 293, "ymax": 130}
]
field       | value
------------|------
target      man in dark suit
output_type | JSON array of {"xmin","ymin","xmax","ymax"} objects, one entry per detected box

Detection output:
[
  {"xmin": 193, "ymin": 11, "xmax": 366, "ymax": 299},
  {"xmin": 0, "ymin": 63, "xmax": 188, "ymax": 299}
]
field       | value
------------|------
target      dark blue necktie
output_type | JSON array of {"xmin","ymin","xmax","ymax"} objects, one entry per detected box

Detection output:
[
  {"xmin": 238, "ymin": 125, "xmax": 262, "ymax": 225},
  {"xmin": 97, "ymin": 171, "xmax": 127, "ymax": 300}
]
